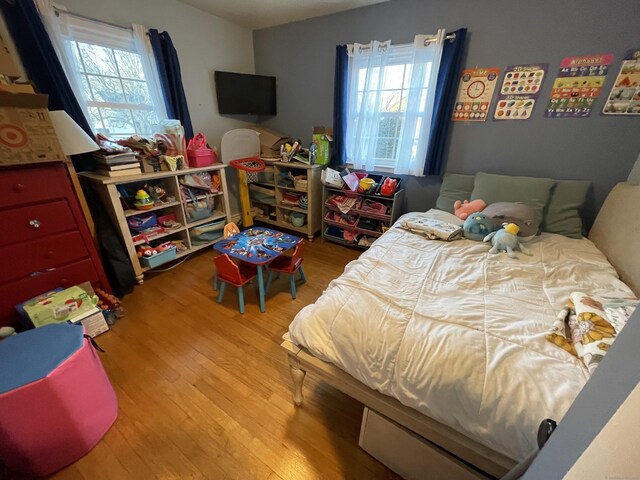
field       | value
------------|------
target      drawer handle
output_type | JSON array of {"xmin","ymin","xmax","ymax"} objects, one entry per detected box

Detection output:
[
  {"xmin": 13, "ymin": 183, "xmax": 24, "ymax": 192},
  {"xmin": 29, "ymin": 219, "xmax": 41, "ymax": 229},
  {"xmin": 30, "ymin": 268, "xmax": 56, "ymax": 277},
  {"xmin": 46, "ymin": 250, "xmax": 55, "ymax": 259}
]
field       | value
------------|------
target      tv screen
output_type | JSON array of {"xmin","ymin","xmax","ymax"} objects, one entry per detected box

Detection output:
[{"xmin": 214, "ymin": 71, "xmax": 277, "ymax": 116}]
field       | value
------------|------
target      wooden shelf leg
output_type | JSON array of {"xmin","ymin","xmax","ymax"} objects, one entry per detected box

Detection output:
[{"xmin": 289, "ymin": 357, "xmax": 306, "ymax": 406}]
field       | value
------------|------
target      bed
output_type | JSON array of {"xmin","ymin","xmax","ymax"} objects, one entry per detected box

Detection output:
[{"xmin": 281, "ymin": 170, "xmax": 640, "ymax": 478}]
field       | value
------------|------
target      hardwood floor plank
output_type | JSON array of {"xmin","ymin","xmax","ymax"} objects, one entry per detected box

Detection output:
[{"xmin": 3, "ymin": 240, "xmax": 398, "ymax": 480}]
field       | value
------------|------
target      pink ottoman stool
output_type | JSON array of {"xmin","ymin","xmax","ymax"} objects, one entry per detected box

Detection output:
[{"xmin": 0, "ymin": 323, "xmax": 118, "ymax": 477}]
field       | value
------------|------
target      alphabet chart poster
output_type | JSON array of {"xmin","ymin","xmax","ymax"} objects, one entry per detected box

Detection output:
[
  {"xmin": 452, "ymin": 68, "xmax": 500, "ymax": 122},
  {"xmin": 544, "ymin": 54, "xmax": 613, "ymax": 118},
  {"xmin": 602, "ymin": 48, "xmax": 640, "ymax": 115},
  {"xmin": 493, "ymin": 63, "xmax": 548, "ymax": 120}
]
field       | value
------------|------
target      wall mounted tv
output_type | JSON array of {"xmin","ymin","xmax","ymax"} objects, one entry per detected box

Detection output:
[{"xmin": 214, "ymin": 71, "xmax": 277, "ymax": 116}]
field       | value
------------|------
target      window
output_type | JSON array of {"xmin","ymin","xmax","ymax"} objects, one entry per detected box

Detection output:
[
  {"xmin": 44, "ymin": 9, "xmax": 167, "ymax": 138},
  {"xmin": 346, "ymin": 36, "xmax": 443, "ymax": 175}
]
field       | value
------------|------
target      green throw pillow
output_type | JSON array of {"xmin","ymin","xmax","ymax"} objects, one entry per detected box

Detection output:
[
  {"xmin": 542, "ymin": 180, "xmax": 591, "ymax": 238},
  {"xmin": 470, "ymin": 172, "xmax": 554, "ymax": 220},
  {"xmin": 436, "ymin": 173, "xmax": 475, "ymax": 213}
]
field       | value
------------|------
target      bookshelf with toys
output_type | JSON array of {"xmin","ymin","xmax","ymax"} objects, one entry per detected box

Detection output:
[
  {"xmin": 249, "ymin": 161, "xmax": 322, "ymax": 241},
  {"xmin": 81, "ymin": 164, "xmax": 231, "ymax": 283},
  {"xmin": 322, "ymin": 174, "xmax": 405, "ymax": 249}
]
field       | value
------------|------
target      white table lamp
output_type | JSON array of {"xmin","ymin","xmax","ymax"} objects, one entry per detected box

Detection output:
[{"xmin": 48, "ymin": 110, "xmax": 98, "ymax": 155}]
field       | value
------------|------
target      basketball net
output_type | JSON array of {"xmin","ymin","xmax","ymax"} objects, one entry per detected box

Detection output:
[{"xmin": 229, "ymin": 156, "xmax": 266, "ymax": 183}]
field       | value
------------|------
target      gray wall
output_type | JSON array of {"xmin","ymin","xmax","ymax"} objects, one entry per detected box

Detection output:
[{"xmin": 253, "ymin": 0, "xmax": 640, "ymax": 218}]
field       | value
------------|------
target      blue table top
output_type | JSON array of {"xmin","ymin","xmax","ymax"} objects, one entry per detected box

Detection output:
[
  {"xmin": 0, "ymin": 323, "xmax": 84, "ymax": 394},
  {"xmin": 214, "ymin": 227, "xmax": 300, "ymax": 265}
]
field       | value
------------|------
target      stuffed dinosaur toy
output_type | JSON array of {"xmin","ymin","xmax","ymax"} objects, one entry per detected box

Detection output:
[{"xmin": 483, "ymin": 223, "xmax": 532, "ymax": 258}]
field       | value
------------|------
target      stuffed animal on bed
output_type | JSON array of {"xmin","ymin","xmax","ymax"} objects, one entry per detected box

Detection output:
[
  {"xmin": 454, "ymin": 199, "xmax": 486, "ymax": 220},
  {"xmin": 483, "ymin": 223, "xmax": 532, "ymax": 258},
  {"xmin": 463, "ymin": 212, "xmax": 494, "ymax": 241}
]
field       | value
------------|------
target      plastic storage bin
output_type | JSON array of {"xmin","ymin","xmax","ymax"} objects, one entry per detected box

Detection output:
[{"xmin": 139, "ymin": 246, "xmax": 177, "ymax": 268}]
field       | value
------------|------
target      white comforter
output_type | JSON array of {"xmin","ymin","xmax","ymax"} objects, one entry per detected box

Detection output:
[{"xmin": 288, "ymin": 214, "xmax": 634, "ymax": 461}]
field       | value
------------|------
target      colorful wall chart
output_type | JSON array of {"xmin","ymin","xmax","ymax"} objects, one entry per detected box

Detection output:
[
  {"xmin": 603, "ymin": 49, "xmax": 640, "ymax": 115},
  {"xmin": 493, "ymin": 64, "xmax": 548, "ymax": 120},
  {"xmin": 544, "ymin": 54, "xmax": 613, "ymax": 118},
  {"xmin": 452, "ymin": 68, "xmax": 500, "ymax": 122}
]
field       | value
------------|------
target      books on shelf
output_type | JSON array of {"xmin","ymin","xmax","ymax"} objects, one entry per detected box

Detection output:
[
  {"xmin": 93, "ymin": 151, "xmax": 139, "ymax": 166},
  {"xmin": 96, "ymin": 167, "xmax": 142, "ymax": 178}
]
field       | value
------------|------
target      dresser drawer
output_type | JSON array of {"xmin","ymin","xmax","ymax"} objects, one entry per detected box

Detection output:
[
  {"xmin": 0, "ymin": 200, "xmax": 77, "ymax": 247},
  {"xmin": 0, "ymin": 258, "xmax": 100, "ymax": 323},
  {"xmin": 0, "ymin": 231, "xmax": 88, "ymax": 283},
  {"xmin": 0, "ymin": 163, "xmax": 71, "ymax": 208}
]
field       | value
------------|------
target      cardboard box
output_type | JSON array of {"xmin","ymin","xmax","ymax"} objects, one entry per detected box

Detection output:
[
  {"xmin": 0, "ymin": 92, "xmax": 66, "ymax": 165},
  {"xmin": 0, "ymin": 35, "xmax": 21, "ymax": 77},
  {"xmin": 312, "ymin": 126, "xmax": 333, "ymax": 166},
  {"xmin": 249, "ymin": 126, "xmax": 292, "ymax": 158}
]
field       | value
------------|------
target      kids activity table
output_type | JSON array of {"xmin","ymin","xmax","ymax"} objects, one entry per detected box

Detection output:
[{"xmin": 214, "ymin": 227, "xmax": 301, "ymax": 312}]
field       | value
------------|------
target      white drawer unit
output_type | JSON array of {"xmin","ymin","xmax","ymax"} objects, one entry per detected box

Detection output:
[{"xmin": 359, "ymin": 408, "xmax": 490, "ymax": 480}]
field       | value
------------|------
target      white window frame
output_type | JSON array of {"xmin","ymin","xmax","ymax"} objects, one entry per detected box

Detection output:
[{"xmin": 39, "ymin": 4, "xmax": 167, "ymax": 137}]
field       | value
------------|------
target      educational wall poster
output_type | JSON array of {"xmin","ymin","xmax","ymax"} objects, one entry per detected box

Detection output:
[
  {"xmin": 452, "ymin": 68, "xmax": 500, "ymax": 122},
  {"xmin": 603, "ymin": 49, "xmax": 640, "ymax": 115},
  {"xmin": 544, "ymin": 54, "xmax": 613, "ymax": 118},
  {"xmin": 493, "ymin": 63, "xmax": 548, "ymax": 120}
]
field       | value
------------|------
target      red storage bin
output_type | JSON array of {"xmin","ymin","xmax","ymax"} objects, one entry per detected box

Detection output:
[{"xmin": 187, "ymin": 133, "xmax": 218, "ymax": 167}]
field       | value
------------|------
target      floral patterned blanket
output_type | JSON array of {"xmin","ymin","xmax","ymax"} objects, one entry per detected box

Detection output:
[{"xmin": 547, "ymin": 292, "xmax": 638, "ymax": 373}]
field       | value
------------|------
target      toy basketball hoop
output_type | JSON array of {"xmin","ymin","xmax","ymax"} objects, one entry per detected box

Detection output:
[{"xmin": 229, "ymin": 156, "xmax": 265, "ymax": 183}]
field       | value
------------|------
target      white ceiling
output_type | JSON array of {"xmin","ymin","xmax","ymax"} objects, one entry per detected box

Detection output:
[{"xmin": 178, "ymin": 0, "xmax": 390, "ymax": 30}]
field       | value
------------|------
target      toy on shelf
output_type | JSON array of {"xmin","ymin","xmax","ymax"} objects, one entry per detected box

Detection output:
[
  {"xmin": 454, "ymin": 199, "xmax": 487, "ymax": 220},
  {"xmin": 463, "ymin": 212, "xmax": 494, "ymax": 241},
  {"xmin": 379, "ymin": 177, "xmax": 398, "ymax": 197},
  {"xmin": 134, "ymin": 189, "xmax": 154, "ymax": 210},
  {"xmin": 483, "ymin": 223, "xmax": 532, "ymax": 258}
]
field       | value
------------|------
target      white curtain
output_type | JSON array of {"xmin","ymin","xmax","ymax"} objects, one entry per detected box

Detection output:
[
  {"xmin": 35, "ymin": 2, "xmax": 167, "ymax": 130},
  {"xmin": 345, "ymin": 31, "xmax": 445, "ymax": 176},
  {"xmin": 35, "ymin": 0, "xmax": 91, "ymax": 122},
  {"xmin": 132, "ymin": 24, "xmax": 168, "ymax": 120},
  {"xmin": 346, "ymin": 40, "xmax": 392, "ymax": 172}
]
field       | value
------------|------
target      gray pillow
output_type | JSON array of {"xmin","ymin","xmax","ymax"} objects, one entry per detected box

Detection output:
[
  {"xmin": 482, "ymin": 202, "xmax": 541, "ymax": 240},
  {"xmin": 470, "ymin": 172, "xmax": 554, "ymax": 220},
  {"xmin": 436, "ymin": 173, "xmax": 475, "ymax": 213},
  {"xmin": 542, "ymin": 180, "xmax": 591, "ymax": 238}
]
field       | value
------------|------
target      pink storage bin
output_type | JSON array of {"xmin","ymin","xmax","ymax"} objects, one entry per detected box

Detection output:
[
  {"xmin": 187, "ymin": 133, "xmax": 218, "ymax": 167},
  {"xmin": 0, "ymin": 323, "xmax": 118, "ymax": 477}
]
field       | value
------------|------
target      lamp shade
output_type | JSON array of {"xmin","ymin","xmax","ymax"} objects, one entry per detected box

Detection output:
[{"xmin": 48, "ymin": 111, "xmax": 98, "ymax": 155}]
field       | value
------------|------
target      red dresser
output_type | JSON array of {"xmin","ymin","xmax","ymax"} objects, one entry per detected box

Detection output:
[{"xmin": 0, "ymin": 162, "xmax": 111, "ymax": 327}]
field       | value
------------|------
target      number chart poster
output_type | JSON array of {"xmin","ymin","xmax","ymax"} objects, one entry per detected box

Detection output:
[
  {"xmin": 603, "ymin": 48, "xmax": 640, "ymax": 115},
  {"xmin": 452, "ymin": 68, "xmax": 500, "ymax": 122},
  {"xmin": 493, "ymin": 63, "xmax": 548, "ymax": 121},
  {"xmin": 544, "ymin": 54, "xmax": 613, "ymax": 118}
]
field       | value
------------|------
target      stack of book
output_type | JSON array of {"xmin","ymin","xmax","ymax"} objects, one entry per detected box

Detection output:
[{"xmin": 93, "ymin": 151, "xmax": 141, "ymax": 177}]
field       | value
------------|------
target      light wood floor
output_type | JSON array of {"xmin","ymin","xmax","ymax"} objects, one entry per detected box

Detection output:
[{"xmin": 13, "ymin": 239, "xmax": 400, "ymax": 479}]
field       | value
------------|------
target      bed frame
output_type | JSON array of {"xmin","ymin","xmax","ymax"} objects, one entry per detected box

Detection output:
[{"xmin": 281, "ymin": 338, "xmax": 517, "ymax": 478}]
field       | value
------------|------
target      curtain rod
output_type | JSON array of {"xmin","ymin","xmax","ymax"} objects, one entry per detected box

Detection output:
[
  {"xmin": 53, "ymin": 7, "xmax": 132, "ymax": 32},
  {"xmin": 353, "ymin": 33, "xmax": 456, "ymax": 52}
]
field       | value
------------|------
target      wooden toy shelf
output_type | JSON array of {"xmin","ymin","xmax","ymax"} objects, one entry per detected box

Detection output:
[
  {"xmin": 81, "ymin": 164, "xmax": 231, "ymax": 283},
  {"xmin": 248, "ymin": 161, "xmax": 322, "ymax": 241}
]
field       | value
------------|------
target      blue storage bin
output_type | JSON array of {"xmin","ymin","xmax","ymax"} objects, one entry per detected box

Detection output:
[{"xmin": 139, "ymin": 246, "xmax": 177, "ymax": 268}]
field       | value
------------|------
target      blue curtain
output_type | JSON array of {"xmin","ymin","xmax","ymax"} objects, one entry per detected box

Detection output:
[
  {"xmin": 0, "ymin": 0, "xmax": 92, "ymax": 139},
  {"xmin": 423, "ymin": 28, "xmax": 467, "ymax": 176},
  {"xmin": 148, "ymin": 29, "xmax": 194, "ymax": 139},
  {"xmin": 331, "ymin": 45, "xmax": 348, "ymax": 168}
]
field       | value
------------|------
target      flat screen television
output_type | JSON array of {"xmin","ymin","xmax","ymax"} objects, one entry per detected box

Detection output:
[{"xmin": 214, "ymin": 71, "xmax": 277, "ymax": 116}]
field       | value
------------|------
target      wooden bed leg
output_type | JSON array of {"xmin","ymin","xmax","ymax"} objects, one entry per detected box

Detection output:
[{"xmin": 289, "ymin": 358, "xmax": 306, "ymax": 406}]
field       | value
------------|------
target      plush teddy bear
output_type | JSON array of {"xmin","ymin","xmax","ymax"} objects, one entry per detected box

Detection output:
[
  {"xmin": 454, "ymin": 199, "xmax": 486, "ymax": 220},
  {"xmin": 483, "ymin": 223, "xmax": 532, "ymax": 258},
  {"xmin": 463, "ymin": 212, "xmax": 494, "ymax": 241}
]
